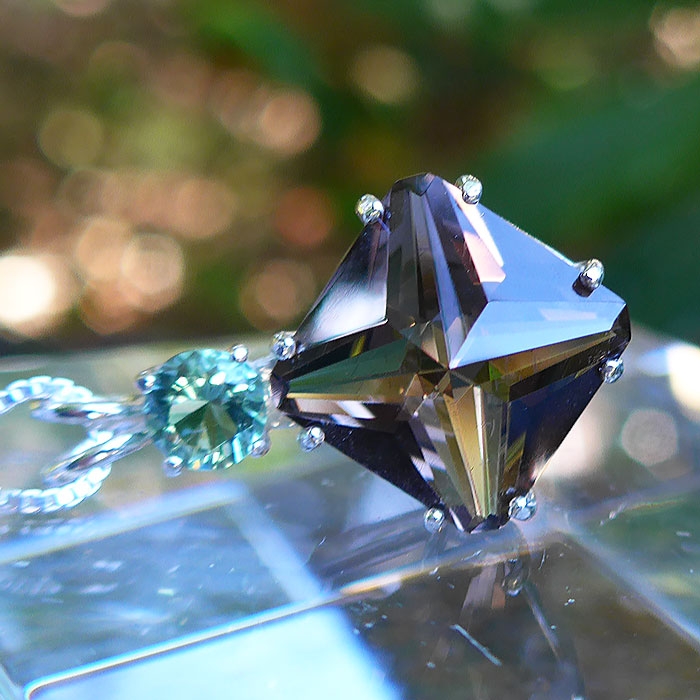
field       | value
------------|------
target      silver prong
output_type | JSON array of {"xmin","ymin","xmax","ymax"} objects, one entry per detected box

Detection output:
[
  {"xmin": 355, "ymin": 194, "xmax": 385, "ymax": 225},
  {"xmin": 271, "ymin": 332, "xmax": 297, "ymax": 361},
  {"xmin": 575, "ymin": 259, "xmax": 604, "ymax": 293},
  {"xmin": 503, "ymin": 559, "xmax": 525, "ymax": 597},
  {"xmin": 163, "ymin": 455, "xmax": 184, "ymax": 478},
  {"xmin": 250, "ymin": 434, "xmax": 271, "ymax": 457},
  {"xmin": 508, "ymin": 491, "xmax": 537, "ymax": 522},
  {"xmin": 455, "ymin": 174, "xmax": 483, "ymax": 205},
  {"xmin": 230, "ymin": 344, "xmax": 249, "ymax": 363},
  {"xmin": 602, "ymin": 357, "xmax": 624, "ymax": 384},
  {"xmin": 298, "ymin": 425, "xmax": 325, "ymax": 452},
  {"xmin": 423, "ymin": 506, "xmax": 446, "ymax": 533},
  {"xmin": 136, "ymin": 369, "xmax": 157, "ymax": 393}
]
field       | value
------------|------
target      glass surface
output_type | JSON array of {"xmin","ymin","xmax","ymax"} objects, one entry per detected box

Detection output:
[{"xmin": 0, "ymin": 328, "xmax": 699, "ymax": 698}]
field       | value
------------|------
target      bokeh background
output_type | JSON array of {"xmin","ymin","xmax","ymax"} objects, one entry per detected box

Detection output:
[{"xmin": 0, "ymin": 0, "xmax": 698, "ymax": 355}]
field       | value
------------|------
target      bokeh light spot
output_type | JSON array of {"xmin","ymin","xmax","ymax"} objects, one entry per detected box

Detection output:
[
  {"xmin": 0, "ymin": 252, "xmax": 76, "ymax": 336},
  {"xmin": 652, "ymin": 4, "xmax": 700, "ymax": 70},
  {"xmin": 171, "ymin": 178, "xmax": 238, "ymax": 239},
  {"xmin": 74, "ymin": 217, "xmax": 133, "ymax": 282},
  {"xmin": 39, "ymin": 108, "xmax": 104, "ymax": 169},
  {"xmin": 53, "ymin": 0, "xmax": 111, "ymax": 18},
  {"xmin": 209, "ymin": 69, "xmax": 261, "ymax": 134},
  {"xmin": 0, "ymin": 158, "xmax": 56, "ymax": 219},
  {"xmin": 255, "ymin": 90, "xmax": 321, "ymax": 155},
  {"xmin": 425, "ymin": 0, "xmax": 475, "ymax": 26},
  {"xmin": 79, "ymin": 282, "xmax": 139, "ymax": 335},
  {"xmin": 529, "ymin": 36, "xmax": 598, "ymax": 90},
  {"xmin": 59, "ymin": 169, "xmax": 108, "ymax": 217},
  {"xmin": 239, "ymin": 259, "xmax": 315, "ymax": 329},
  {"xmin": 151, "ymin": 52, "xmax": 213, "ymax": 110},
  {"xmin": 620, "ymin": 408, "xmax": 679, "ymax": 469},
  {"xmin": 88, "ymin": 41, "xmax": 147, "ymax": 82},
  {"xmin": 667, "ymin": 343, "xmax": 700, "ymax": 417},
  {"xmin": 274, "ymin": 187, "xmax": 334, "ymax": 248},
  {"xmin": 119, "ymin": 233, "xmax": 185, "ymax": 312},
  {"xmin": 350, "ymin": 46, "xmax": 420, "ymax": 105}
]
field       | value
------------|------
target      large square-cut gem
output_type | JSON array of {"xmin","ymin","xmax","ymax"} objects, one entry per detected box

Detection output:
[{"xmin": 273, "ymin": 174, "xmax": 630, "ymax": 530}]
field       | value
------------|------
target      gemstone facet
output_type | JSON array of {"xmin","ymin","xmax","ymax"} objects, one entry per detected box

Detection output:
[
  {"xmin": 273, "ymin": 173, "xmax": 630, "ymax": 530},
  {"xmin": 145, "ymin": 349, "xmax": 269, "ymax": 470}
]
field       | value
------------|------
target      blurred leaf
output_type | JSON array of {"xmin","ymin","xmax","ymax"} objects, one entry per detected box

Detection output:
[
  {"xmin": 606, "ymin": 193, "xmax": 700, "ymax": 342},
  {"xmin": 185, "ymin": 0, "xmax": 322, "ymax": 90},
  {"xmin": 476, "ymin": 76, "xmax": 700, "ymax": 252}
]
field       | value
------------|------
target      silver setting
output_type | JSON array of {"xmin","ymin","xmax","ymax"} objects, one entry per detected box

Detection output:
[
  {"xmin": 423, "ymin": 506, "xmax": 446, "ymax": 533},
  {"xmin": 26, "ymin": 375, "xmax": 53, "ymax": 397},
  {"xmin": 355, "ymin": 194, "xmax": 385, "ymax": 225},
  {"xmin": 0, "ymin": 391, "xmax": 13, "ymax": 414},
  {"xmin": 503, "ymin": 559, "xmax": 525, "ymax": 597},
  {"xmin": 298, "ymin": 425, "xmax": 325, "ymax": 452},
  {"xmin": 230, "ymin": 344, "xmax": 249, "ymax": 363},
  {"xmin": 6, "ymin": 380, "xmax": 33, "ymax": 403},
  {"xmin": 602, "ymin": 357, "xmax": 624, "ymax": 384},
  {"xmin": 576, "ymin": 259, "xmax": 604, "ymax": 293},
  {"xmin": 163, "ymin": 455, "xmax": 184, "ymax": 478},
  {"xmin": 250, "ymin": 434, "xmax": 271, "ymax": 458},
  {"xmin": 0, "ymin": 376, "xmax": 149, "ymax": 514},
  {"xmin": 455, "ymin": 174, "xmax": 483, "ymax": 205},
  {"xmin": 271, "ymin": 332, "xmax": 297, "ymax": 361},
  {"xmin": 0, "ymin": 342, "xmax": 284, "ymax": 514},
  {"xmin": 508, "ymin": 491, "xmax": 537, "ymax": 522}
]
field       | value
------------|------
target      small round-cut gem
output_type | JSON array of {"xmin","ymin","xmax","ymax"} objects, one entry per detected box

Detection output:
[{"xmin": 144, "ymin": 349, "xmax": 269, "ymax": 470}]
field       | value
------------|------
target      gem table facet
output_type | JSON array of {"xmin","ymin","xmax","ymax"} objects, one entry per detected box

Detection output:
[
  {"xmin": 144, "ymin": 349, "xmax": 269, "ymax": 471},
  {"xmin": 273, "ymin": 173, "xmax": 630, "ymax": 531}
]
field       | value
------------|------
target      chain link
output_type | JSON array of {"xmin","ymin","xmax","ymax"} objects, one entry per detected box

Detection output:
[{"xmin": 0, "ymin": 376, "xmax": 116, "ymax": 515}]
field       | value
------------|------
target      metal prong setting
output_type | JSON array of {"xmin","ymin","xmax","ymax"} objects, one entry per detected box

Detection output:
[
  {"xmin": 423, "ymin": 506, "xmax": 446, "ymax": 533},
  {"xmin": 271, "ymin": 332, "xmax": 297, "ymax": 361},
  {"xmin": 298, "ymin": 425, "xmax": 325, "ymax": 452},
  {"xmin": 250, "ymin": 434, "xmax": 271, "ymax": 457},
  {"xmin": 163, "ymin": 455, "xmax": 184, "ymax": 478},
  {"xmin": 136, "ymin": 369, "xmax": 157, "ymax": 393},
  {"xmin": 503, "ymin": 559, "xmax": 525, "ymax": 597},
  {"xmin": 575, "ymin": 259, "xmax": 604, "ymax": 294},
  {"xmin": 455, "ymin": 174, "xmax": 483, "ymax": 205},
  {"xmin": 508, "ymin": 491, "xmax": 537, "ymax": 522},
  {"xmin": 355, "ymin": 194, "xmax": 385, "ymax": 225},
  {"xmin": 602, "ymin": 357, "xmax": 624, "ymax": 384},
  {"xmin": 230, "ymin": 344, "xmax": 249, "ymax": 363}
]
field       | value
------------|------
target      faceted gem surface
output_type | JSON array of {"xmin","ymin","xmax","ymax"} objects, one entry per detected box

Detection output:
[
  {"xmin": 145, "ymin": 349, "xmax": 269, "ymax": 470},
  {"xmin": 272, "ymin": 173, "xmax": 630, "ymax": 530}
]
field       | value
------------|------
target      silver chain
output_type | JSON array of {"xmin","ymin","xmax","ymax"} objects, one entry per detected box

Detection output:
[{"xmin": 0, "ymin": 376, "xmax": 144, "ymax": 515}]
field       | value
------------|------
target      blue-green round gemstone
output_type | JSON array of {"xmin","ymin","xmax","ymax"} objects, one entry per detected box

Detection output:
[{"xmin": 144, "ymin": 349, "xmax": 269, "ymax": 470}]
